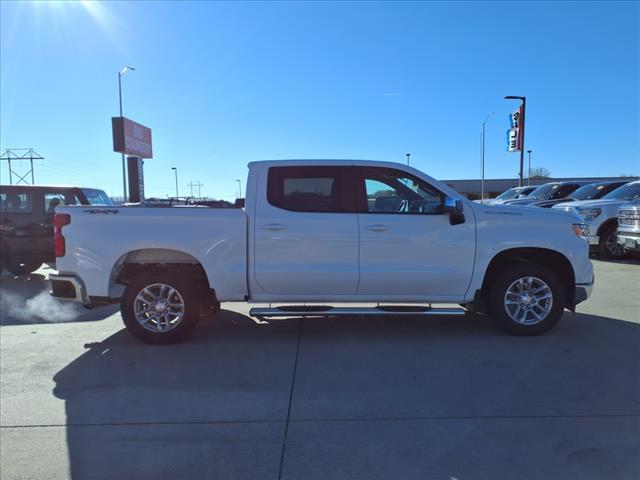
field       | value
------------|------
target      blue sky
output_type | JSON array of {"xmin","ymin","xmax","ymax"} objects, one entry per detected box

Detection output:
[{"xmin": 1, "ymin": 1, "xmax": 638, "ymax": 199}]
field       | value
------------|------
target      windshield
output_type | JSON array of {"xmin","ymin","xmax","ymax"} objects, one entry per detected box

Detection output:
[
  {"xmin": 569, "ymin": 183, "xmax": 606, "ymax": 201},
  {"xmin": 82, "ymin": 189, "xmax": 114, "ymax": 206},
  {"xmin": 496, "ymin": 187, "xmax": 521, "ymax": 200},
  {"xmin": 602, "ymin": 182, "xmax": 640, "ymax": 201},
  {"xmin": 527, "ymin": 183, "xmax": 560, "ymax": 200}
]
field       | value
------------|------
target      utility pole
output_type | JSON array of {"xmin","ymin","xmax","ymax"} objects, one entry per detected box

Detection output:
[
  {"xmin": 171, "ymin": 167, "xmax": 179, "ymax": 197},
  {"xmin": 406, "ymin": 153, "xmax": 411, "ymax": 166},
  {"xmin": 481, "ymin": 112, "xmax": 494, "ymax": 204},
  {"xmin": 118, "ymin": 66, "xmax": 135, "ymax": 200},
  {"xmin": 0, "ymin": 148, "xmax": 43, "ymax": 184},
  {"xmin": 504, "ymin": 95, "xmax": 526, "ymax": 187},
  {"xmin": 527, "ymin": 150, "xmax": 532, "ymax": 186},
  {"xmin": 187, "ymin": 181, "xmax": 204, "ymax": 198}
]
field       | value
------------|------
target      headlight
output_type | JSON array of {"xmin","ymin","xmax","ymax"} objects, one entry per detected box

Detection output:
[
  {"xmin": 577, "ymin": 207, "xmax": 601, "ymax": 221},
  {"xmin": 572, "ymin": 223, "xmax": 589, "ymax": 238}
]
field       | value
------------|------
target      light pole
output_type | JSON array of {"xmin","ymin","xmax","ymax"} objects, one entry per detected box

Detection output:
[
  {"xmin": 118, "ymin": 66, "xmax": 135, "ymax": 201},
  {"xmin": 481, "ymin": 111, "xmax": 494, "ymax": 204},
  {"xmin": 171, "ymin": 167, "xmax": 179, "ymax": 197},
  {"xmin": 526, "ymin": 150, "xmax": 532, "ymax": 185},
  {"xmin": 236, "ymin": 179, "xmax": 242, "ymax": 198},
  {"xmin": 504, "ymin": 95, "xmax": 526, "ymax": 187},
  {"xmin": 406, "ymin": 153, "xmax": 411, "ymax": 166}
]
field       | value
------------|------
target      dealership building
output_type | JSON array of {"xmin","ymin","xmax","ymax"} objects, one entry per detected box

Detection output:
[{"xmin": 441, "ymin": 176, "xmax": 636, "ymax": 200}]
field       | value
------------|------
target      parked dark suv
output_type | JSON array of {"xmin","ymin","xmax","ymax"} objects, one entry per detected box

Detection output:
[
  {"xmin": 0, "ymin": 185, "xmax": 112, "ymax": 275},
  {"xmin": 502, "ymin": 181, "xmax": 590, "ymax": 207}
]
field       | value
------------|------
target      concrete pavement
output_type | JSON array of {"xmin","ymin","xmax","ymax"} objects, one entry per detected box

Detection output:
[{"xmin": 1, "ymin": 260, "xmax": 638, "ymax": 479}]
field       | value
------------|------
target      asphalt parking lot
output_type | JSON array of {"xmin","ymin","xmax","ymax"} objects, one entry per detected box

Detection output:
[{"xmin": 1, "ymin": 260, "xmax": 639, "ymax": 480}]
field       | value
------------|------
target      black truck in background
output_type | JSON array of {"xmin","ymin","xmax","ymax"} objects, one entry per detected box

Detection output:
[{"xmin": 0, "ymin": 185, "xmax": 112, "ymax": 275}]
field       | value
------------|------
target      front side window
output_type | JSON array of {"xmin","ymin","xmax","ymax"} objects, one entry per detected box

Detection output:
[
  {"xmin": 43, "ymin": 192, "xmax": 80, "ymax": 213},
  {"xmin": 267, "ymin": 166, "xmax": 350, "ymax": 213},
  {"xmin": 360, "ymin": 168, "xmax": 444, "ymax": 214},
  {"xmin": 82, "ymin": 188, "xmax": 114, "ymax": 206}
]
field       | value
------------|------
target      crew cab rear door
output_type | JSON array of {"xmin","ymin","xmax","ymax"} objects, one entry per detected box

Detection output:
[
  {"xmin": 354, "ymin": 166, "xmax": 476, "ymax": 300},
  {"xmin": 252, "ymin": 165, "xmax": 359, "ymax": 296}
]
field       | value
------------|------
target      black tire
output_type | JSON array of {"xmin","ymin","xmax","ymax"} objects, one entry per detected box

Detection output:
[
  {"xmin": 121, "ymin": 269, "xmax": 201, "ymax": 344},
  {"xmin": 486, "ymin": 263, "xmax": 566, "ymax": 336},
  {"xmin": 598, "ymin": 224, "xmax": 628, "ymax": 259},
  {"xmin": 4, "ymin": 258, "xmax": 42, "ymax": 275}
]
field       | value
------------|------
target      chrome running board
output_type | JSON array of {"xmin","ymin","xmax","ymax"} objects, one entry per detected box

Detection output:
[{"xmin": 249, "ymin": 305, "xmax": 466, "ymax": 319}]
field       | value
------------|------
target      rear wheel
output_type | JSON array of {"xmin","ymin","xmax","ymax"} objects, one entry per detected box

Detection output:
[
  {"xmin": 4, "ymin": 257, "xmax": 42, "ymax": 275},
  {"xmin": 121, "ymin": 270, "xmax": 201, "ymax": 344},
  {"xmin": 598, "ymin": 224, "xmax": 627, "ymax": 259},
  {"xmin": 486, "ymin": 264, "xmax": 566, "ymax": 336}
]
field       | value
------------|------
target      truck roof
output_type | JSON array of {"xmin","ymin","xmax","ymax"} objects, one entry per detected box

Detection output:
[{"xmin": 248, "ymin": 159, "xmax": 416, "ymax": 169}]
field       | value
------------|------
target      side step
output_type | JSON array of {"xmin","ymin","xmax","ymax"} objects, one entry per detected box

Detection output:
[{"xmin": 249, "ymin": 305, "xmax": 466, "ymax": 319}]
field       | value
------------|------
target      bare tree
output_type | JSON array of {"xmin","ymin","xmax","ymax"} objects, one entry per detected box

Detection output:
[{"xmin": 530, "ymin": 167, "xmax": 551, "ymax": 178}]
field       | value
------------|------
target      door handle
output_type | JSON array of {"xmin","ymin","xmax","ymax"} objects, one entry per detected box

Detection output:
[
  {"xmin": 364, "ymin": 224, "xmax": 389, "ymax": 232},
  {"xmin": 261, "ymin": 223, "xmax": 287, "ymax": 231}
]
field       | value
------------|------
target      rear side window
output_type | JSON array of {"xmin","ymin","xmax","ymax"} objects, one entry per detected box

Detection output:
[
  {"xmin": 267, "ymin": 166, "xmax": 351, "ymax": 213},
  {"xmin": 0, "ymin": 192, "xmax": 33, "ymax": 213}
]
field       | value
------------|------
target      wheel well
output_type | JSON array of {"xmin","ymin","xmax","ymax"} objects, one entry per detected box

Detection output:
[
  {"xmin": 481, "ymin": 248, "xmax": 576, "ymax": 308},
  {"xmin": 597, "ymin": 218, "xmax": 617, "ymax": 237},
  {"xmin": 110, "ymin": 249, "xmax": 218, "ymax": 306}
]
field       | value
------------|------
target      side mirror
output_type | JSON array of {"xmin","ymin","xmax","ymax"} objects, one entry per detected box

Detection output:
[
  {"xmin": 442, "ymin": 196, "xmax": 465, "ymax": 225},
  {"xmin": 442, "ymin": 196, "xmax": 463, "ymax": 213}
]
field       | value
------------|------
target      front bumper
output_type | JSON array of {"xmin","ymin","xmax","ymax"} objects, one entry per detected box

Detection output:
[
  {"xmin": 49, "ymin": 273, "xmax": 89, "ymax": 305},
  {"xmin": 617, "ymin": 230, "xmax": 640, "ymax": 251},
  {"xmin": 574, "ymin": 278, "xmax": 594, "ymax": 306},
  {"xmin": 586, "ymin": 234, "xmax": 600, "ymax": 246}
]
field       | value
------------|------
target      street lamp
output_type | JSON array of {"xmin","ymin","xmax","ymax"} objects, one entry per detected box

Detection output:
[
  {"xmin": 406, "ymin": 153, "xmax": 411, "ymax": 166},
  {"xmin": 118, "ymin": 66, "xmax": 136, "ymax": 201},
  {"xmin": 481, "ymin": 111, "xmax": 494, "ymax": 204},
  {"xmin": 504, "ymin": 95, "xmax": 526, "ymax": 187},
  {"xmin": 526, "ymin": 150, "xmax": 532, "ymax": 185},
  {"xmin": 236, "ymin": 179, "xmax": 242, "ymax": 198},
  {"xmin": 171, "ymin": 167, "xmax": 179, "ymax": 197}
]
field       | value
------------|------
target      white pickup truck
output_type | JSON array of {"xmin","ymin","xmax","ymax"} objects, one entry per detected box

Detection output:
[{"xmin": 50, "ymin": 160, "xmax": 593, "ymax": 344}]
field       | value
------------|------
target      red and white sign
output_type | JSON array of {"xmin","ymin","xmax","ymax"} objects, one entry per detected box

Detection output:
[{"xmin": 112, "ymin": 117, "xmax": 153, "ymax": 158}]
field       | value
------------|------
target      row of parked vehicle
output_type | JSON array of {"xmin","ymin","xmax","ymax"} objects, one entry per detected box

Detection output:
[{"xmin": 478, "ymin": 179, "xmax": 640, "ymax": 259}]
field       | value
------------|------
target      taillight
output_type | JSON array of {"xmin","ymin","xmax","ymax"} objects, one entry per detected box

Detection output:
[{"xmin": 54, "ymin": 214, "xmax": 71, "ymax": 257}]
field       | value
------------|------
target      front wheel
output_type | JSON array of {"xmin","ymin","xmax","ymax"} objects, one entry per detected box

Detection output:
[
  {"xmin": 486, "ymin": 264, "xmax": 566, "ymax": 336},
  {"xmin": 598, "ymin": 224, "xmax": 628, "ymax": 259},
  {"xmin": 121, "ymin": 270, "xmax": 201, "ymax": 344}
]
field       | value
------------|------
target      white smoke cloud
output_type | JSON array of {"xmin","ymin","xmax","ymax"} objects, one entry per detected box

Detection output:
[{"xmin": 0, "ymin": 289, "xmax": 82, "ymax": 323}]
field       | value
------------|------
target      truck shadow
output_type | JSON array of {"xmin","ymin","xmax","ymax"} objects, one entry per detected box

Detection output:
[
  {"xmin": 50, "ymin": 309, "xmax": 640, "ymax": 479},
  {"xmin": 0, "ymin": 272, "xmax": 118, "ymax": 325}
]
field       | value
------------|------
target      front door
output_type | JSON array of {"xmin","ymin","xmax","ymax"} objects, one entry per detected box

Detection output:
[
  {"xmin": 355, "ymin": 167, "xmax": 476, "ymax": 300},
  {"xmin": 252, "ymin": 165, "xmax": 359, "ymax": 297}
]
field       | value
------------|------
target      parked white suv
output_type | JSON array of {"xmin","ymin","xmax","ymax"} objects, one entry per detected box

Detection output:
[
  {"xmin": 553, "ymin": 180, "xmax": 640, "ymax": 259},
  {"xmin": 50, "ymin": 160, "xmax": 593, "ymax": 344}
]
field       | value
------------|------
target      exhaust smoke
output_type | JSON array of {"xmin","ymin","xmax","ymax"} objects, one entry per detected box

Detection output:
[{"xmin": 0, "ymin": 289, "xmax": 82, "ymax": 323}]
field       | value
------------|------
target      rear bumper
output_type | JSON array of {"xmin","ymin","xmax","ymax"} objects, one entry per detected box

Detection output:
[
  {"xmin": 49, "ymin": 274, "xmax": 89, "ymax": 305},
  {"xmin": 574, "ymin": 278, "xmax": 594, "ymax": 306}
]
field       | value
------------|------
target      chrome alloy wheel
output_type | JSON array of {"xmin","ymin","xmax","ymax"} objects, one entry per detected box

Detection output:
[
  {"xmin": 504, "ymin": 276, "xmax": 553, "ymax": 325},
  {"xmin": 134, "ymin": 283, "xmax": 185, "ymax": 333}
]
